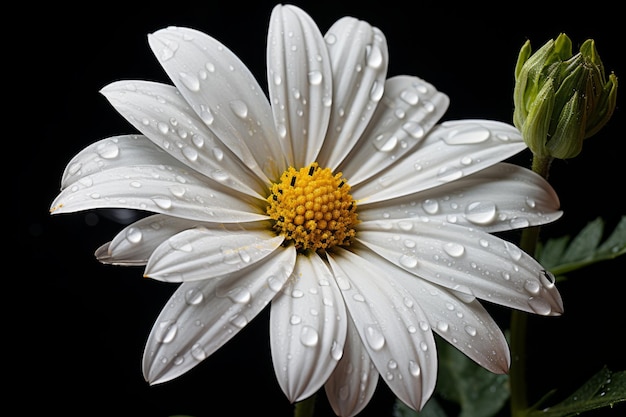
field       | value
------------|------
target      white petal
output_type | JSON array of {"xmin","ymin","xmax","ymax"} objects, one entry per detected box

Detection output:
[
  {"xmin": 325, "ymin": 318, "xmax": 379, "ymax": 417},
  {"xmin": 50, "ymin": 163, "xmax": 267, "ymax": 223},
  {"xmin": 359, "ymin": 249, "xmax": 510, "ymax": 374},
  {"xmin": 145, "ymin": 224, "xmax": 282, "ymax": 282},
  {"xmin": 339, "ymin": 76, "xmax": 449, "ymax": 184},
  {"xmin": 270, "ymin": 252, "xmax": 348, "ymax": 402},
  {"xmin": 101, "ymin": 80, "xmax": 267, "ymax": 198},
  {"xmin": 148, "ymin": 26, "xmax": 285, "ymax": 181},
  {"xmin": 357, "ymin": 220, "xmax": 564, "ymax": 316},
  {"xmin": 316, "ymin": 16, "xmax": 389, "ymax": 170},
  {"xmin": 358, "ymin": 163, "xmax": 562, "ymax": 233},
  {"xmin": 328, "ymin": 248, "xmax": 438, "ymax": 411},
  {"xmin": 96, "ymin": 214, "xmax": 195, "ymax": 265},
  {"xmin": 143, "ymin": 245, "xmax": 296, "ymax": 384},
  {"xmin": 267, "ymin": 4, "xmax": 332, "ymax": 167},
  {"xmin": 58, "ymin": 135, "xmax": 167, "ymax": 190},
  {"xmin": 353, "ymin": 119, "xmax": 527, "ymax": 204}
]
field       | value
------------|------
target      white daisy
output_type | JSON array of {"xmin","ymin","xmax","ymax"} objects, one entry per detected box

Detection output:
[{"xmin": 50, "ymin": 4, "xmax": 563, "ymax": 416}]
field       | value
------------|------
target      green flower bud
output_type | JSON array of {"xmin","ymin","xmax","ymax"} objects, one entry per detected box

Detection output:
[{"xmin": 513, "ymin": 33, "xmax": 618, "ymax": 159}]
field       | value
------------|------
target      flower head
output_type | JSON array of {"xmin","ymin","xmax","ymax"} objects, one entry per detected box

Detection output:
[
  {"xmin": 513, "ymin": 33, "xmax": 618, "ymax": 159},
  {"xmin": 51, "ymin": 5, "xmax": 564, "ymax": 416}
]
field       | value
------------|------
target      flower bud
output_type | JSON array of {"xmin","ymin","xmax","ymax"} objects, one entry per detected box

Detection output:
[{"xmin": 513, "ymin": 33, "xmax": 618, "ymax": 159}]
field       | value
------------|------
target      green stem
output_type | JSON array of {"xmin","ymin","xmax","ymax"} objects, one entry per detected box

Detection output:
[
  {"xmin": 294, "ymin": 394, "xmax": 317, "ymax": 417},
  {"xmin": 509, "ymin": 154, "xmax": 553, "ymax": 417}
]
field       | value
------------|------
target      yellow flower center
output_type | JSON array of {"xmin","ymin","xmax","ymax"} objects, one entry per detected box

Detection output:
[{"xmin": 266, "ymin": 162, "xmax": 358, "ymax": 252}]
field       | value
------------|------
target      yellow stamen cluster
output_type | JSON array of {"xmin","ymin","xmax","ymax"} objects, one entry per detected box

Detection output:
[{"xmin": 266, "ymin": 162, "xmax": 358, "ymax": 252}]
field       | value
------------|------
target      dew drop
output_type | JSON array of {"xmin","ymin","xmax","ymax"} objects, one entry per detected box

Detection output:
[
  {"xmin": 400, "ymin": 89, "xmax": 419, "ymax": 105},
  {"xmin": 179, "ymin": 72, "xmax": 201, "ymax": 92},
  {"xmin": 373, "ymin": 134, "xmax": 398, "ymax": 152},
  {"xmin": 190, "ymin": 343, "xmax": 207, "ymax": 360},
  {"xmin": 443, "ymin": 125, "xmax": 490, "ymax": 145},
  {"xmin": 465, "ymin": 201, "xmax": 497, "ymax": 225},
  {"xmin": 364, "ymin": 324, "xmax": 386, "ymax": 351},
  {"xmin": 200, "ymin": 107, "xmax": 214, "ymax": 125},
  {"xmin": 125, "ymin": 227, "xmax": 143, "ymax": 244},
  {"xmin": 464, "ymin": 325, "xmax": 477, "ymax": 337},
  {"xmin": 523, "ymin": 279, "xmax": 541, "ymax": 295},
  {"xmin": 330, "ymin": 340, "xmax": 343, "ymax": 361},
  {"xmin": 510, "ymin": 217, "xmax": 530, "ymax": 228},
  {"xmin": 226, "ymin": 287, "xmax": 251, "ymax": 304},
  {"xmin": 308, "ymin": 70, "xmax": 323, "ymax": 85},
  {"xmin": 402, "ymin": 121, "xmax": 425, "ymax": 139},
  {"xmin": 267, "ymin": 275, "xmax": 284, "ymax": 292},
  {"xmin": 290, "ymin": 314, "xmax": 302, "ymax": 325},
  {"xmin": 422, "ymin": 199, "xmax": 439, "ymax": 214},
  {"xmin": 182, "ymin": 146, "xmax": 199, "ymax": 162},
  {"xmin": 157, "ymin": 122, "xmax": 169, "ymax": 134},
  {"xmin": 300, "ymin": 325, "xmax": 319, "ymax": 347},
  {"xmin": 229, "ymin": 100, "xmax": 249, "ymax": 118},
  {"xmin": 505, "ymin": 242, "xmax": 523, "ymax": 261},
  {"xmin": 229, "ymin": 314, "xmax": 248, "ymax": 328},
  {"xmin": 370, "ymin": 80, "xmax": 384, "ymax": 101},
  {"xmin": 185, "ymin": 287, "xmax": 204, "ymax": 305},
  {"xmin": 409, "ymin": 360, "xmax": 421, "ymax": 377},
  {"xmin": 365, "ymin": 44, "xmax": 383, "ymax": 68},
  {"xmin": 399, "ymin": 254, "xmax": 418, "ymax": 268},
  {"xmin": 527, "ymin": 297, "xmax": 552, "ymax": 315},
  {"xmin": 443, "ymin": 242, "xmax": 465, "ymax": 258},
  {"xmin": 437, "ymin": 166, "xmax": 463, "ymax": 182},
  {"xmin": 436, "ymin": 321, "xmax": 449, "ymax": 332},
  {"xmin": 152, "ymin": 196, "xmax": 173, "ymax": 210},
  {"xmin": 96, "ymin": 142, "xmax": 120, "ymax": 159},
  {"xmin": 155, "ymin": 320, "xmax": 178, "ymax": 343}
]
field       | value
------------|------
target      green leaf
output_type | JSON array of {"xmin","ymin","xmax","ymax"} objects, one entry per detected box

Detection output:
[
  {"xmin": 538, "ymin": 216, "xmax": 626, "ymax": 275},
  {"xmin": 527, "ymin": 367, "xmax": 626, "ymax": 417},
  {"xmin": 435, "ymin": 338, "xmax": 509, "ymax": 417}
]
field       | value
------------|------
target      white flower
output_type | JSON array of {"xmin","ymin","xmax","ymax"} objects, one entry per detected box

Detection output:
[{"xmin": 50, "ymin": 4, "xmax": 564, "ymax": 416}]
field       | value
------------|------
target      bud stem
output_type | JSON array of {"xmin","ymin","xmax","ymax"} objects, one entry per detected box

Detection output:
[{"xmin": 510, "ymin": 153, "xmax": 553, "ymax": 417}]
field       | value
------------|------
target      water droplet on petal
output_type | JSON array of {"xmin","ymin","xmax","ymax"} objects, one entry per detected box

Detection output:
[
  {"xmin": 505, "ymin": 242, "xmax": 523, "ymax": 261},
  {"xmin": 364, "ymin": 324, "xmax": 386, "ymax": 351},
  {"xmin": 399, "ymin": 254, "xmax": 418, "ymax": 268},
  {"xmin": 229, "ymin": 314, "xmax": 248, "ymax": 328},
  {"xmin": 308, "ymin": 70, "xmax": 322, "ymax": 85},
  {"xmin": 190, "ymin": 343, "xmax": 207, "ymax": 360},
  {"xmin": 524, "ymin": 279, "xmax": 541, "ymax": 295},
  {"xmin": 300, "ymin": 325, "xmax": 319, "ymax": 347},
  {"xmin": 152, "ymin": 196, "xmax": 173, "ymax": 210},
  {"xmin": 402, "ymin": 121, "xmax": 425, "ymax": 139},
  {"xmin": 179, "ymin": 72, "xmax": 201, "ymax": 92},
  {"xmin": 370, "ymin": 80, "xmax": 384, "ymax": 101},
  {"xmin": 443, "ymin": 124, "xmax": 490, "ymax": 145},
  {"xmin": 437, "ymin": 166, "xmax": 463, "ymax": 182},
  {"xmin": 96, "ymin": 141, "xmax": 120, "ymax": 159},
  {"xmin": 528, "ymin": 297, "xmax": 552, "ymax": 315},
  {"xmin": 185, "ymin": 287, "xmax": 204, "ymax": 305},
  {"xmin": 465, "ymin": 201, "xmax": 498, "ymax": 225},
  {"xmin": 125, "ymin": 227, "xmax": 142, "ymax": 244},
  {"xmin": 443, "ymin": 242, "xmax": 465, "ymax": 257},
  {"xmin": 229, "ymin": 100, "xmax": 248, "ymax": 118},
  {"xmin": 422, "ymin": 199, "xmax": 439, "ymax": 214},
  {"xmin": 365, "ymin": 44, "xmax": 383, "ymax": 68},
  {"xmin": 156, "ymin": 320, "xmax": 178, "ymax": 343},
  {"xmin": 464, "ymin": 325, "xmax": 477, "ymax": 337},
  {"xmin": 373, "ymin": 134, "xmax": 398, "ymax": 152},
  {"xmin": 409, "ymin": 360, "xmax": 421, "ymax": 377},
  {"xmin": 400, "ymin": 89, "xmax": 419, "ymax": 105}
]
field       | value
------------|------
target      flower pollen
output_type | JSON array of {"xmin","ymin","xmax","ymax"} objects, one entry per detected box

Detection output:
[{"xmin": 266, "ymin": 162, "xmax": 358, "ymax": 252}]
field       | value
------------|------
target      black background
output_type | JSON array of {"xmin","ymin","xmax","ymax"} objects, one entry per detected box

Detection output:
[{"xmin": 17, "ymin": 1, "xmax": 624, "ymax": 416}]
